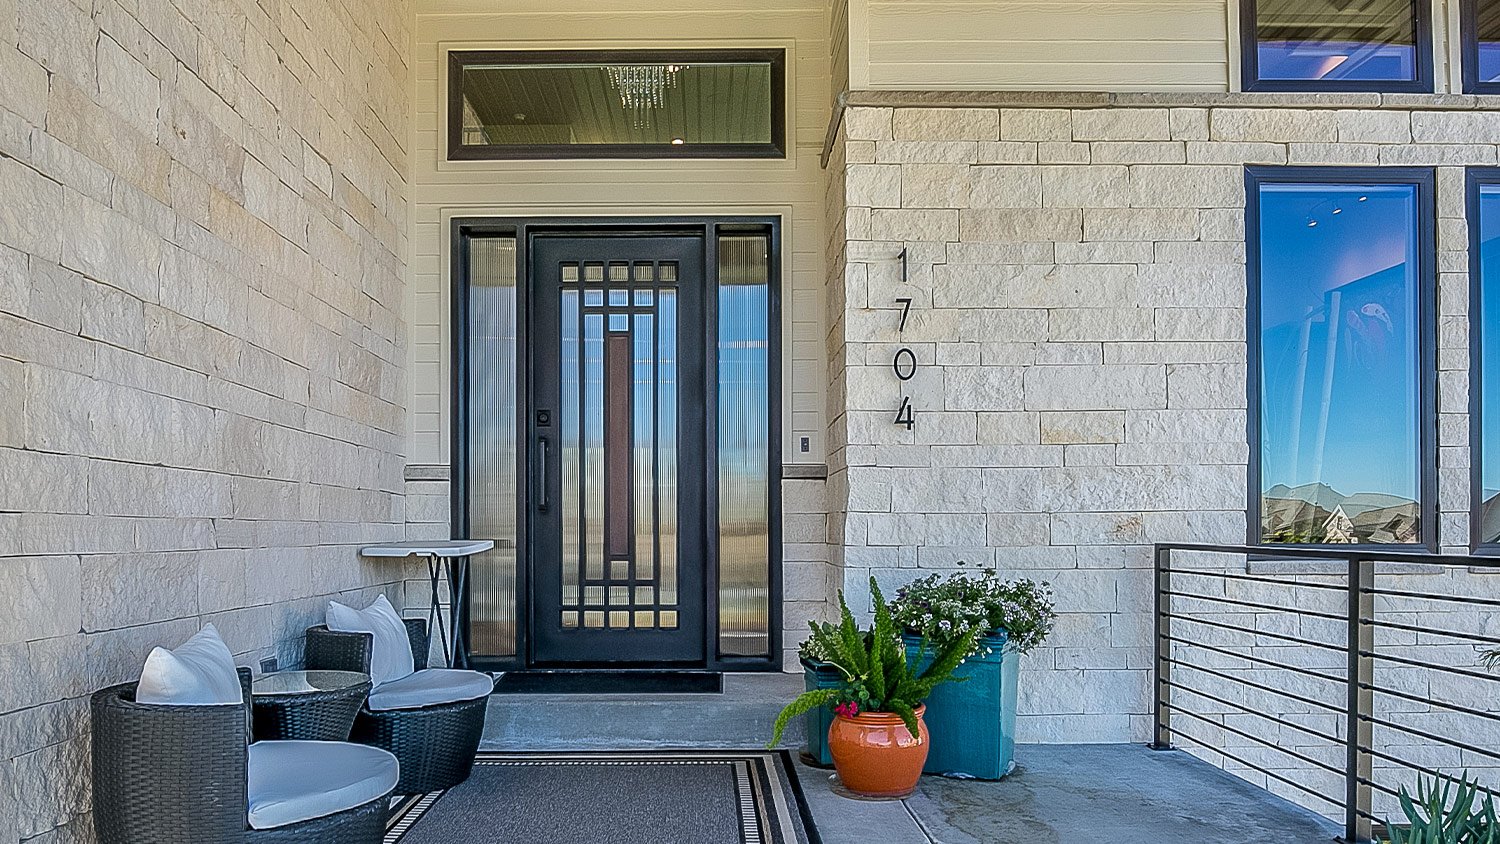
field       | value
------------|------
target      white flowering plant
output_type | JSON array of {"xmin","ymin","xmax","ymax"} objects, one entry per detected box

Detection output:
[{"xmin": 890, "ymin": 569, "xmax": 1057, "ymax": 656}]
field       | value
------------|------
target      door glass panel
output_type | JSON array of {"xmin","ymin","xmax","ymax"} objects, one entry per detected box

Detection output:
[
  {"xmin": 584, "ymin": 314, "xmax": 604, "ymax": 580},
  {"xmin": 467, "ymin": 236, "xmax": 519, "ymax": 657},
  {"xmin": 557, "ymin": 250, "xmax": 681, "ymax": 632},
  {"xmin": 717, "ymin": 235, "xmax": 772, "ymax": 657},
  {"xmin": 659, "ymin": 289, "xmax": 678, "ymax": 606},
  {"xmin": 561, "ymin": 290, "xmax": 580, "ymax": 606}
]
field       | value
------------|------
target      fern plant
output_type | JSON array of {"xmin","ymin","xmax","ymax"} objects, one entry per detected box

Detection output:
[
  {"xmin": 768, "ymin": 577, "xmax": 979, "ymax": 747},
  {"xmin": 1386, "ymin": 774, "xmax": 1500, "ymax": 844}
]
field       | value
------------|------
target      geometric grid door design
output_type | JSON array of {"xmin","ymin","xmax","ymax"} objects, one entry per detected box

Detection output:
[{"xmin": 529, "ymin": 234, "xmax": 707, "ymax": 664}]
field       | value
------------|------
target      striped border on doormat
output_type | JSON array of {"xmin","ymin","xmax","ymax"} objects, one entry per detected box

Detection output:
[{"xmin": 383, "ymin": 750, "xmax": 820, "ymax": 844}]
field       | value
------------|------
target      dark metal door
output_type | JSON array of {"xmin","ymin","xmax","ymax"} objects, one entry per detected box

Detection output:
[{"xmin": 529, "ymin": 234, "xmax": 707, "ymax": 664}]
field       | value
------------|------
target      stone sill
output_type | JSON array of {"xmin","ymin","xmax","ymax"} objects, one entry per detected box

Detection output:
[{"xmin": 841, "ymin": 89, "xmax": 1500, "ymax": 111}]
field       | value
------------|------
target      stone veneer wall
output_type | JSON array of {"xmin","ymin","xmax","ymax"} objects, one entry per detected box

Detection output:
[
  {"xmin": 0, "ymin": 0, "xmax": 411, "ymax": 839},
  {"xmin": 827, "ymin": 99, "xmax": 1492, "ymax": 752}
]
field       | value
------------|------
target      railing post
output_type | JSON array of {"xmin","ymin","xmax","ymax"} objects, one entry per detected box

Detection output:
[
  {"xmin": 1344, "ymin": 555, "xmax": 1374, "ymax": 843},
  {"xmin": 1152, "ymin": 544, "xmax": 1172, "ymax": 750}
]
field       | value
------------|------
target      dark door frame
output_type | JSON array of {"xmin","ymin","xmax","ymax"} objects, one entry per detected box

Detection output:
[{"xmin": 450, "ymin": 216, "xmax": 784, "ymax": 673}]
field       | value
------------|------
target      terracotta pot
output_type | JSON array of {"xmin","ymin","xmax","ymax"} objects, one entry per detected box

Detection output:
[{"xmin": 827, "ymin": 705, "xmax": 929, "ymax": 798}]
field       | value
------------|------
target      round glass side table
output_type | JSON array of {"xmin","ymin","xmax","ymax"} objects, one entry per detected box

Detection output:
[{"xmin": 251, "ymin": 670, "xmax": 371, "ymax": 741}]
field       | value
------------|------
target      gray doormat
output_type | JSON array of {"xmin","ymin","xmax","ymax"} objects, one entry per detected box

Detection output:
[{"xmin": 384, "ymin": 750, "xmax": 820, "ymax": 844}]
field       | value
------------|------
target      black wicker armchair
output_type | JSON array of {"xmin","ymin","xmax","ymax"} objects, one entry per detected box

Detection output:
[
  {"xmin": 305, "ymin": 618, "xmax": 493, "ymax": 794},
  {"xmin": 91, "ymin": 667, "xmax": 394, "ymax": 844}
]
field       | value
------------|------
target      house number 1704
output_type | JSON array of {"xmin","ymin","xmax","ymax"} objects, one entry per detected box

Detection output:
[{"xmin": 894, "ymin": 297, "xmax": 916, "ymax": 430}]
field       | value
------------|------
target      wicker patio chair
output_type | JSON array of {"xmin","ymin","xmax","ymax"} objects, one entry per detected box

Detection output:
[
  {"xmin": 305, "ymin": 618, "xmax": 492, "ymax": 794},
  {"xmin": 91, "ymin": 667, "xmax": 395, "ymax": 844}
]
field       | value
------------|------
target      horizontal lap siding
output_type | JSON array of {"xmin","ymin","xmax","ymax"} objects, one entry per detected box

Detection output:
[{"xmin": 862, "ymin": 0, "xmax": 1231, "ymax": 92}]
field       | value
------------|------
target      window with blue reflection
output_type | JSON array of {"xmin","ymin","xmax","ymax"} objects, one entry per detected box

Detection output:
[
  {"xmin": 1250, "ymin": 0, "xmax": 1423, "ymax": 87},
  {"xmin": 1476, "ymin": 184, "xmax": 1500, "ymax": 543},
  {"xmin": 1254, "ymin": 182, "xmax": 1423, "ymax": 545},
  {"xmin": 1468, "ymin": 0, "xmax": 1500, "ymax": 89}
]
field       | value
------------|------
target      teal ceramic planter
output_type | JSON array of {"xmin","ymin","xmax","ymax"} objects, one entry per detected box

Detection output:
[
  {"xmin": 800, "ymin": 658, "xmax": 842, "ymax": 768},
  {"xmin": 903, "ymin": 631, "xmax": 1018, "ymax": 780}
]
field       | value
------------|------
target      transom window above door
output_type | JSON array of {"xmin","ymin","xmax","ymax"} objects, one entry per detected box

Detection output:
[
  {"xmin": 447, "ymin": 50, "xmax": 786, "ymax": 160},
  {"xmin": 1241, "ymin": 0, "xmax": 1432, "ymax": 92}
]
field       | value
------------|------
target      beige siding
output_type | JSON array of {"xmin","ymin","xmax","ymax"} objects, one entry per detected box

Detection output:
[
  {"xmin": 410, "ymin": 0, "xmax": 831, "ymax": 469},
  {"xmin": 855, "ymin": 0, "xmax": 1232, "ymax": 92}
]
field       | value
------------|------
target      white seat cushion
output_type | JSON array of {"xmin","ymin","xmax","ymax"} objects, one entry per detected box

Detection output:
[
  {"xmin": 367, "ymin": 668, "xmax": 494, "ymax": 711},
  {"xmin": 247, "ymin": 741, "xmax": 398, "ymax": 830},
  {"xmin": 326, "ymin": 595, "xmax": 414, "ymax": 687},
  {"xmin": 136, "ymin": 624, "xmax": 242, "ymax": 706}
]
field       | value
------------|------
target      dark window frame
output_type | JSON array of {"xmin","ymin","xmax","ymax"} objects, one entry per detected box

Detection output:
[
  {"xmin": 1245, "ymin": 166, "xmax": 1438, "ymax": 553},
  {"xmin": 1468, "ymin": 169, "xmax": 1500, "ymax": 551},
  {"xmin": 1461, "ymin": 0, "xmax": 1500, "ymax": 93},
  {"xmin": 451, "ymin": 215, "xmax": 785, "ymax": 672},
  {"xmin": 446, "ymin": 49, "xmax": 788, "ymax": 161},
  {"xmin": 1239, "ymin": 0, "xmax": 1435, "ymax": 93}
]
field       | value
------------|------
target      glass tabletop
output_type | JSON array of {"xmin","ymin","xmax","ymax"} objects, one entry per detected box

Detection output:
[{"xmin": 252, "ymin": 670, "xmax": 370, "ymax": 696}]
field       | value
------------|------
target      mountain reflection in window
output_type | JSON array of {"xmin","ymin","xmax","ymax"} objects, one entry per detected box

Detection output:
[
  {"xmin": 1257, "ymin": 183, "xmax": 1422, "ymax": 545},
  {"xmin": 1478, "ymin": 185, "xmax": 1500, "ymax": 543}
]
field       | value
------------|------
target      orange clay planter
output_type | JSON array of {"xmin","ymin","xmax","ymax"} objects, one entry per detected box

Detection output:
[{"xmin": 827, "ymin": 705, "xmax": 929, "ymax": 798}]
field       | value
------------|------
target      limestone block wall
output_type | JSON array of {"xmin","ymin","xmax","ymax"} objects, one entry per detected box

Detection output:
[
  {"xmin": 828, "ymin": 98, "xmax": 1494, "ymax": 751},
  {"xmin": 0, "ymin": 0, "xmax": 412, "ymax": 839}
]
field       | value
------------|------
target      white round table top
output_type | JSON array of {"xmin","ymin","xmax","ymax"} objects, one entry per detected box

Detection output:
[{"xmin": 358, "ymin": 539, "xmax": 496, "ymax": 558}]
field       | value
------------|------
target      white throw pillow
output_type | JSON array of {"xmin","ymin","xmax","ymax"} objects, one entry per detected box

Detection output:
[
  {"xmin": 136, "ymin": 624, "xmax": 243, "ymax": 706},
  {"xmin": 326, "ymin": 595, "xmax": 414, "ymax": 687}
]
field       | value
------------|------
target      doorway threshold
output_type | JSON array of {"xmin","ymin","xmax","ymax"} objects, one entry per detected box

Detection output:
[{"xmin": 493, "ymin": 670, "xmax": 723, "ymax": 695}]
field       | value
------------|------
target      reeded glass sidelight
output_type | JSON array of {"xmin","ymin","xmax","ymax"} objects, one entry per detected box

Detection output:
[
  {"xmin": 467, "ymin": 236, "xmax": 520, "ymax": 656},
  {"xmin": 717, "ymin": 234, "xmax": 772, "ymax": 657}
]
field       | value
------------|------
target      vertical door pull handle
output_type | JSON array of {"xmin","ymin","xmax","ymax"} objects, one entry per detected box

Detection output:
[{"xmin": 537, "ymin": 436, "xmax": 550, "ymax": 512}]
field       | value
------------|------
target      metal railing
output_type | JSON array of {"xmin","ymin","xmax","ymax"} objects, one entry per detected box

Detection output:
[{"xmin": 1153, "ymin": 542, "xmax": 1500, "ymax": 844}]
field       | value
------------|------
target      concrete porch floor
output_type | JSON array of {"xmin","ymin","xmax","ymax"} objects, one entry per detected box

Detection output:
[{"xmin": 483, "ymin": 672, "xmax": 1340, "ymax": 843}]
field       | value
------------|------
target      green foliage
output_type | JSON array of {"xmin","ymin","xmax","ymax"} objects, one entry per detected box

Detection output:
[
  {"xmin": 1385, "ymin": 774, "xmax": 1500, "ymax": 844},
  {"xmin": 1481, "ymin": 649, "xmax": 1500, "ymax": 673},
  {"xmin": 889, "ymin": 569, "xmax": 1057, "ymax": 655},
  {"xmin": 769, "ymin": 577, "xmax": 979, "ymax": 747}
]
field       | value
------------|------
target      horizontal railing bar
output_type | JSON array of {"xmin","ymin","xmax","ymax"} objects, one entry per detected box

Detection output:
[
  {"xmin": 1168, "ymin": 568, "xmax": 1348, "ymax": 593},
  {"xmin": 1164, "ymin": 589, "xmax": 1347, "ymax": 622},
  {"xmin": 1364, "ymin": 651, "xmax": 1500, "ymax": 685},
  {"xmin": 1158, "ymin": 542, "xmax": 1500, "ymax": 569},
  {"xmin": 1162, "ymin": 726, "xmax": 1343, "ymax": 807},
  {"xmin": 1361, "ymin": 714, "xmax": 1500, "ymax": 763},
  {"xmin": 1163, "ymin": 681, "xmax": 1344, "ymax": 745},
  {"xmin": 1366, "ymin": 618, "xmax": 1500, "ymax": 648},
  {"xmin": 1163, "ymin": 702, "xmax": 1346, "ymax": 777},
  {"xmin": 1354, "ymin": 781, "xmax": 1403, "ymax": 803},
  {"xmin": 1165, "ymin": 612, "xmax": 1346, "ymax": 652},
  {"xmin": 1365, "ymin": 587, "xmax": 1500, "ymax": 610},
  {"xmin": 1363, "ymin": 747, "xmax": 1500, "ymax": 797},
  {"xmin": 1163, "ymin": 637, "xmax": 1349, "ymax": 687},
  {"xmin": 1164, "ymin": 658, "xmax": 1346, "ymax": 714},
  {"xmin": 1365, "ymin": 685, "xmax": 1500, "ymax": 726}
]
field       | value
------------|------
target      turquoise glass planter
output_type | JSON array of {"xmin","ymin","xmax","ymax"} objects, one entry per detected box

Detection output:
[
  {"xmin": 800, "ymin": 658, "xmax": 841, "ymax": 768},
  {"xmin": 903, "ymin": 631, "xmax": 1018, "ymax": 780}
]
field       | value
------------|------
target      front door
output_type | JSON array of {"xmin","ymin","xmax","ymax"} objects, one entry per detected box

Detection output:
[{"xmin": 528, "ymin": 233, "xmax": 708, "ymax": 664}]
